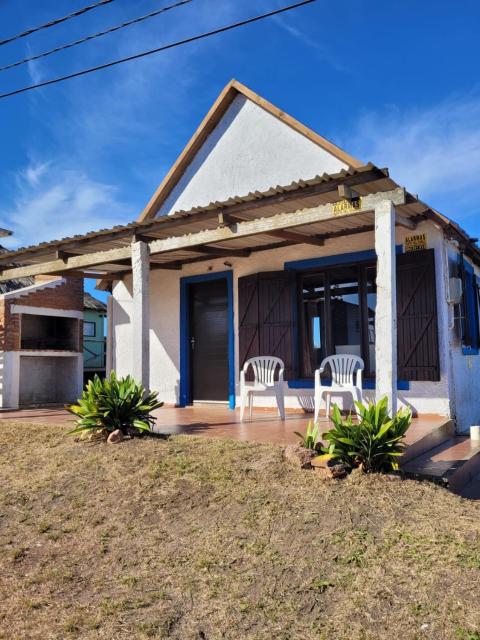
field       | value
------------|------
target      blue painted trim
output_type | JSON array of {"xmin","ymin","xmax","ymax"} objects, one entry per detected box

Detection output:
[
  {"xmin": 460, "ymin": 255, "xmax": 479, "ymax": 354},
  {"xmin": 288, "ymin": 378, "xmax": 410, "ymax": 391},
  {"xmin": 288, "ymin": 379, "xmax": 315, "ymax": 389},
  {"xmin": 284, "ymin": 245, "xmax": 403, "ymax": 272},
  {"xmin": 180, "ymin": 270, "xmax": 235, "ymax": 409}
]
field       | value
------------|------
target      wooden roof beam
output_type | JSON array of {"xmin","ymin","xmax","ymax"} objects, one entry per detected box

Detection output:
[
  {"xmin": 183, "ymin": 245, "xmax": 251, "ymax": 257},
  {"xmin": 112, "ymin": 261, "xmax": 183, "ymax": 280},
  {"xmin": 54, "ymin": 270, "xmax": 120, "ymax": 280},
  {"xmin": 266, "ymin": 230, "xmax": 324, "ymax": 246},
  {"xmin": 395, "ymin": 212, "xmax": 417, "ymax": 230}
]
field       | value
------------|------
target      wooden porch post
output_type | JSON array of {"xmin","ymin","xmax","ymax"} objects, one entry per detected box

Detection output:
[
  {"xmin": 131, "ymin": 240, "xmax": 150, "ymax": 389},
  {"xmin": 374, "ymin": 200, "xmax": 397, "ymax": 413}
]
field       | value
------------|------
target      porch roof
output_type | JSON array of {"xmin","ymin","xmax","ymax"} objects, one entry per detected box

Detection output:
[{"xmin": 0, "ymin": 163, "xmax": 478, "ymax": 285}]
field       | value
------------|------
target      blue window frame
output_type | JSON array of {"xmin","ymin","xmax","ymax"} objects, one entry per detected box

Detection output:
[
  {"xmin": 285, "ymin": 246, "xmax": 409, "ymax": 390},
  {"xmin": 460, "ymin": 256, "xmax": 480, "ymax": 355},
  {"xmin": 179, "ymin": 270, "xmax": 235, "ymax": 409}
]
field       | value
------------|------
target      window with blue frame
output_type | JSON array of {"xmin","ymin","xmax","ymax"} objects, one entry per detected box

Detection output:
[
  {"xmin": 297, "ymin": 262, "xmax": 377, "ymax": 378},
  {"xmin": 461, "ymin": 255, "xmax": 480, "ymax": 353}
]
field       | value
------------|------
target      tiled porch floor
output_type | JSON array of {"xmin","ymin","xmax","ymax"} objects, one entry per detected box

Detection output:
[{"xmin": 0, "ymin": 403, "xmax": 449, "ymax": 448}]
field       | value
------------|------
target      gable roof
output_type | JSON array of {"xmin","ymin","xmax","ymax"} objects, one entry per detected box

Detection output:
[{"xmin": 137, "ymin": 79, "xmax": 363, "ymax": 221}]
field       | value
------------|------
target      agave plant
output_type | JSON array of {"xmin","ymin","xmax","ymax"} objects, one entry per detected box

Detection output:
[
  {"xmin": 67, "ymin": 371, "xmax": 163, "ymax": 436},
  {"xmin": 322, "ymin": 396, "xmax": 412, "ymax": 473},
  {"xmin": 294, "ymin": 420, "xmax": 320, "ymax": 450}
]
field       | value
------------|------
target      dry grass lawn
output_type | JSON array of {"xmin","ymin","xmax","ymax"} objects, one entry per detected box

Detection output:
[{"xmin": 1, "ymin": 421, "xmax": 480, "ymax": 640}]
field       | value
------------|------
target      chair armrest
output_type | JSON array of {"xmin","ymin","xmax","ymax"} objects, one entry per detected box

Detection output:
[
  {"xmin": 240, "ymin": 368, "xmax": 246, "ymax": 388},
  {"xmin": 314, "ymin": 367, "xmax": 325, "ymax": 387},
  {"xmin": 356, "ymin": 366, "xmax": 363, "ymax": 390},
  {"xmin": 278, "ymin": 367, "xmax": 284, "ymax": 384}
]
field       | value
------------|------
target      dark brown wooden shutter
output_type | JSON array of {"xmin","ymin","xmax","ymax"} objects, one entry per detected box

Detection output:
[
  {"xmin": 238, "ymin": 271, "xmax": 296, "ymax": 380},
  {"xmin": 238, "ymin": 274, "xmax": 260, "ymax": 377},
  {"xmin": 396, "ymin": 249, "xmax": 440, "ymax": 381}
]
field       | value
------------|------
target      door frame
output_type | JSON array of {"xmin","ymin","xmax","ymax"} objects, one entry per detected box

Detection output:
[{"xmin": 179, "ymin": 270, "xmax": 235, "ymax": 409}]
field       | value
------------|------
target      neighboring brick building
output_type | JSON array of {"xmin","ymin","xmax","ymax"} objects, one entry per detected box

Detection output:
[{"xmin": 0, "ymin": 251, "xmax": 84, "ymax": 408}]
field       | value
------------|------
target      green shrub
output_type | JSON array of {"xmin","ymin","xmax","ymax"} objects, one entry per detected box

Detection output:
[
  {"xmin": 322, "ymin": 396, "xmax": 412, "ymax": 473},
  {"xmin": 294, "ymin": 420, "xmax": 320, "ymax": 450},
  {"xmin": 67, "ymin": 371, "xmax": 163, "ymax": 436}
]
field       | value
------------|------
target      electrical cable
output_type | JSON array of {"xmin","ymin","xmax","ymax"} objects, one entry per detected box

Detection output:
[
  {"xmin": 0, "ymin": 0, "xmax": 117, "ymax": 47},
  {"xmin": 0, "ymin": 0, "xmax": 317, "ymax": 100},
  {"xmin": 0, "ymin": 0, "xmax": 194, "ymax": 72}
]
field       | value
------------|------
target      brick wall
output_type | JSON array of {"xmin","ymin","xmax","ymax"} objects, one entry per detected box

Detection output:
[{"xmin": 0, "ymin": 277, "xmax": 83, "ymax": 351}]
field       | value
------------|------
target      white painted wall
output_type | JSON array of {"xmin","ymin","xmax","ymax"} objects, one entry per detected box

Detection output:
[
  {"xmin": 112, "ymin": 219, "xmax": 463, "ymax": 421},
  {"xmin": 19, "ymin": 354, "xmax": 83, "ymax": 405},
  {"xmin": 157, "ymin": 95, "xmax": 348, "ymax": 216},
  {"xmin": 445, "ymin": 243, "xmax": 480, "ymax": 433},
  {"xmin": 0, "ymin": 351, "xmax": 82, "ymax": 408}
]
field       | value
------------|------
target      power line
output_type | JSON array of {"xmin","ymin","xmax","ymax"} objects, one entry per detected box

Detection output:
[
  {"xmin": 0, "ymin": 0, "xmax": 194, "ymax": 72},
  {"xmin": 0, "ymin": 0, "xmax": 117, "ymax": 47},
  {"xmin": 0, "ymin": 0, "xmax": 316, "ymax": 100}
]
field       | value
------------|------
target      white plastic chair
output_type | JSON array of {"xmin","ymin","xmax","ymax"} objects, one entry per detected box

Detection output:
[
  {"xmin": 240, "ymin": 357, "xmax": 285, "ymax": 421},
  {"xmin": 314, "ymin": 355, "xmax": 364, "ymax": 421}
]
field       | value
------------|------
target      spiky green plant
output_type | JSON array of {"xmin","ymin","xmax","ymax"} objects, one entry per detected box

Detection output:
[
  {"xmin": 67, "ymin": 371, "xmax": 163, "ymax": 436},
  {"xmin": 322, "ymin": 396, "xmax": 412, "ymax": 473},
  {"xmin": 294, "ymin": 420, "xmax": 320, "ymax": 450}
]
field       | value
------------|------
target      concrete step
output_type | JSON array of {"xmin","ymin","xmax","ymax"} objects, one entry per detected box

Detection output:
[
  {"xmin": 401, "ymin": 418, "xmax": 455, "ymax": 464},
  {"xmin": 401, "ymin": 436, "xmax": 480, "ymax": 493}
]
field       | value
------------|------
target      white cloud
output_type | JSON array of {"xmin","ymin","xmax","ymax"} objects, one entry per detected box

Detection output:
[
  {"xmin": 272, "ymin": 15, "xmax": 348, "ymax": 73},
  {"xmin": 21, "ymin": 161, "xmax": 50, "ymax": 187},
  {"xmin": 3, "ymin": 161, "xmax": 132, "ymax": 250},
  {"xmin": 346, "ymin": 94, "xmax": 480, "ymax": 220}
]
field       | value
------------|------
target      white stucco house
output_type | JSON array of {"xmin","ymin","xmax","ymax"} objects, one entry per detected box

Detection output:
[{"xmin": 1, "ymin": 80, "xmax": 480, "ymax": 435}]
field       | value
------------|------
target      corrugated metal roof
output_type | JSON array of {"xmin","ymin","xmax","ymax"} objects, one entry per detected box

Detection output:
[
  {"xmin": 0, "ymin": 164, "xmax": 390, "ymax": 261},
  {"xmin": 0, "ymin": 163, "xmax": 478, "ymax": 275},
  {"xmin": 0, "ymin": 245, "xmax": 34, "ymax": 293},
  {"xmin": 84, "ymin": 292, "xmax": 107, "ymax": 311}
]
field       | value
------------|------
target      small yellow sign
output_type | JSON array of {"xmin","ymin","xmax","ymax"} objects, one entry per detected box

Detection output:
[
  {"xmin": 332, "ymin": 197, "xmax": 362, "ymax": 216},
  {"xmin": 404, "ymin": 233, "xmax": 427, "ymax": 252}
]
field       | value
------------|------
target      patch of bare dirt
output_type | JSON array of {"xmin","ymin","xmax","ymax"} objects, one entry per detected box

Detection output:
[{"xmin": 0, "ymin": 421, "xmax": 479, "ymax": 639}]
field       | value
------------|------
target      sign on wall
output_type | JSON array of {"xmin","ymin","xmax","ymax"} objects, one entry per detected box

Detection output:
[
  {"xmin": 332, "ymin": 197, "xmax": 362, "ymax": 216},
  {"xmin": 404, "ymin": 233, "xmax": 428, "ymax": 252}
]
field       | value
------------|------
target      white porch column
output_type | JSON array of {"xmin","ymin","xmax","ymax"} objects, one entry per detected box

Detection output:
[
  {"xmin": 106, "ymin": 294, "xmax": 114, "ymax": 375},
  {"xmin": 131, "ymin": 240, "xmax": 150, "ymax": 389},
  {"xmin": 374, "ymin": 200, "xmax": 397, "ymax": 413}
]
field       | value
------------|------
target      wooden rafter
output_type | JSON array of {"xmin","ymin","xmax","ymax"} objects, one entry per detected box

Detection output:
[
  {"xmin": 265, "ymin": 230, "xmax": 324, "ymax": 246},
  {"xmin": 182, "ymin": 246, "xmax": 251, "ymax": 257}
]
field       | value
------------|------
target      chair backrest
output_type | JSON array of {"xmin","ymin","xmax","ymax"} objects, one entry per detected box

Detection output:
[
  {"xmin": 321, "ymin": 355, "xmax": 364, "ymax": 386},
  {"xmin": 244, "ymin": 356, "xmax": 284, "ymax": 385}
]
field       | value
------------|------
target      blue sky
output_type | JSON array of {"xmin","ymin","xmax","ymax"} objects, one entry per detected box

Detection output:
[{"xmin": 1, "ymin": 0, "xmax": 480, "ymax": 302}]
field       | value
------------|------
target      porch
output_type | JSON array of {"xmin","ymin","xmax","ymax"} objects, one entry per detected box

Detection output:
[{"xmin": 0, "ymin": 401, "xmax": 453, "ymax": 449}]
